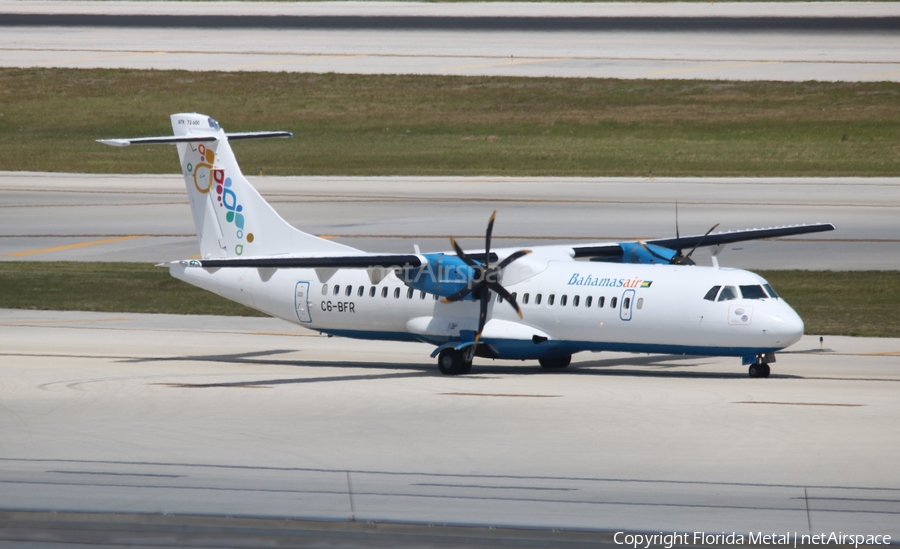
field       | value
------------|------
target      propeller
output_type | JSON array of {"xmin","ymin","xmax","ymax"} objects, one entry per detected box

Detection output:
[
  {"xmin": 639, "ymin": 222, "xmax": 720, "ymax": 265},
  {"xmin": 442, "ymin": 211, "xmax": 531, "ymax": 342}
]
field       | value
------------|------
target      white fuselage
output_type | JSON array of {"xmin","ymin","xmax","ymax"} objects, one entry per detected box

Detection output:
[{"xmin": 172, "ymin": 250, "xmax": 804, "ymax": 361}]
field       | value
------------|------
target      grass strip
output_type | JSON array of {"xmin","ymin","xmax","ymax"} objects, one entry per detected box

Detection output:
[
  {"xmin": 1, "ymin": 68, "xmax": 899, "ymax": 177},
  {"xmin": 1, "ymin": 262, "xmax": 898, "ymax": 338}
]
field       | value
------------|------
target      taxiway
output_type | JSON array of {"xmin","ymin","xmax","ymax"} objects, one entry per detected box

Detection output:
[
  {"xmin": 1, "ymin": 2, "xmax": 899, "ymax": 81},
  {"xmin": 1, "ymin": 308, "xmax": 898, "ymax": 539},
  {"xmin": 2, "ymin": 172, "xmax": 898, "ymax": 269}
]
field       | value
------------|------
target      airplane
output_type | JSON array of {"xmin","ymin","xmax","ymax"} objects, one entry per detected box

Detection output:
[{"xmin": 100, "ymin": 113, "xmax": 835, "ymax": 378}]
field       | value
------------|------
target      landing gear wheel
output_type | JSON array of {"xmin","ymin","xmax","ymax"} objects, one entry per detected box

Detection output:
[
  {"xmin": 761, "ymin": 363, "xmax": 771, "ymax": 378},
  {"xmin": 539, "ymin": 355, "xmax": 572, "ymax": 370},
  {"xmin": 438, "ymin": 349, "xmax": 470, "ymax": 376},
  {"xmin": 749, "ymin": 363, "xmax": 770, "ymax": 378}
]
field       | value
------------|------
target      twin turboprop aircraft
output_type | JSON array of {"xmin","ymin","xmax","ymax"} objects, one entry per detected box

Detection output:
[{"xmin": 100, "ymin": 113, "xmax": 834, "ymax": 378}]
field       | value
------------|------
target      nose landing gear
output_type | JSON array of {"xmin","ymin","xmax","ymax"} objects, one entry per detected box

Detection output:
[{"xmin": 747, "ymin": 352, "xmax": 774, "ymax": 378}]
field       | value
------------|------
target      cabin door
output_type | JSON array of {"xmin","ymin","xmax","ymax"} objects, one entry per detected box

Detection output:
[
  {"xmin": 294, "ymin": 281, "xmax": 312, "ymax": 323},
  {"xmin": 619, "ymin": 289, "xmax": 636, "ymax": 321}
]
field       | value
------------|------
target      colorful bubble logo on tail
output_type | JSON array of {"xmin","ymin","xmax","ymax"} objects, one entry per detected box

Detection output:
[{"xmin": 184, "ymin": 143, "xmax": 255, "ymax": 256}]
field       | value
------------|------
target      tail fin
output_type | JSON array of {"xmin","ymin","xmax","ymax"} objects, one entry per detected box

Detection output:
[{"xmin": 100, "ymin": 113, "xmax": 357, "ymax": 258}]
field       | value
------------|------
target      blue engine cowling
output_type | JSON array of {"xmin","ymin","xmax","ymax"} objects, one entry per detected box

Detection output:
[
  {"xmin": 398, "ymin": 253, "xmax": 478, "ymax": 298},
  {"xmin": 618, "ymin": 242, "xmax": 677, "ymax": 264}
]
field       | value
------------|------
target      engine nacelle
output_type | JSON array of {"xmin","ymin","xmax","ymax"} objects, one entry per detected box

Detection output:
[
  {"xmin": 397, "ymin": 253, "xmax": 479, "ymax": 298},
  {"xmin": 593, "ymin": 242, "xmax": 677, "ymax": 264}
]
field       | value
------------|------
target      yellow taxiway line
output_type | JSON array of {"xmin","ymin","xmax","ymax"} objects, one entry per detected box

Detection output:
[{"xmin": 5, "ymin": 235, "xmax": 145, "ymax": 257}]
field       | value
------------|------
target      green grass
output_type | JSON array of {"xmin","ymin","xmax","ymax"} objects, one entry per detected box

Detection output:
[
  {"xmin": 758, "ymin": 271, "xmax": 900, "ymax": 339},
  {"xmin": 0, "ymin": 262, "xmax": 263, "ymax": 317},
  {"xmin": 1, "ymin": 262, "xmax": 898, "ymax": 338},
  {"xmin": 1, "ymin": 69, "xmax": 899, "ymax": 177}
]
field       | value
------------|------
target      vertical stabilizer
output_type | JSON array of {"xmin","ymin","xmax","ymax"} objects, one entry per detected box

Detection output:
[{"xmin": 168, "ymin": 113, "xmax": 357, "ymax": 258}]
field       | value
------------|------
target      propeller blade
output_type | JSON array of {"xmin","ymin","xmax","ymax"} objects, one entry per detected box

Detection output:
[
  {"xmin": 495, "ymin": 249, "xmax": 531, "ymax": 271},
  {"xmin": 638, "ymin": 241, "xmax": 672, "ymax": 263},
  {"xmin": 451, "ymin": 237, "xmax": 481, "ymax": 269},
  {"xmin": 686, "ymin": 223, "xmax": 721, "ymax": 259},
  {"xmin": 475, "ymin": 289, "xmax": 490, "ymax": 343},
  {"xmin": 488, "ymin": 281, "xmax": 523, "ymax": 319},
  {"xmin": 441, "ymin": 285, "xmax": 473, "ymax": 303},
  {"xmin": 484, "ymin": 210, "xmax": 497, "ymax": 264}
]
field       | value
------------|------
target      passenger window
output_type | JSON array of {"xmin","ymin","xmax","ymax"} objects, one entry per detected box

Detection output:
[
  {"xmin": 358, "ymin": 286, "xmax": 364, "ymax": 297},
  {"xmin": 623, "ymin": 297, "xmax": 631, "ymax": 309},
  {"xmin": 333, "ymin": 285, "xmax": 340, "ymax": 296},
  {"xmin": 704, "ymin": 286, "xmax": 721, "ymax": 301},
  {"xmin": 434, "ymin": 294, "xmax": 439, "ymax": 300},
  {"xmin": 717, "ymin": 286, "xmax": 738, "ymax": 301},
  {"xmin": 511, "ymin": 292, "xmax": 517, "ymax": 303},
  {"xmin": 611, "ymin": 296, "xmax": 618, "ymax": 308},
  {"xmin": 573, "ymin": 296, "xmax": 580, "ymax": 307},
  {"xmin": 369, "ymin": 286, "xmax": 376, "ymax": 297},
  {"xmin": 346, "ymin": 285, "xmax": 353, "ymax": 297},
  {"xmin": 406, "ymin": 287, "xmax": 414, "ymax": 299},
  {"xmin": 535, "ymin": 294, "xmax": 543, "ymax": 305},
  {"xmin": 497, "ymin": 293, "xmax": 503, "ymax": 303},
  {"xmin": 764, "ymin": 283, "xmax": 779, "ymax": 299},
  {"xmin": 637, "ymin": 298, "xmax": 644, "ymax": 309},
  {"xmin": 382, "ymin": 287, "xmax": 388, "ymax": 298},
  {"xmin": 394, "ymin": 287, "xmax": 401, "ymax": 299},
  {"xmin": 420, "ymin": 291, "xmax": 426, "ymax": 300},
  {"xmin": 523, "ymin": 293, "xmax": 530, "ymax": 305},
  {"xmin": 740, "ymin": 285, "xmax": 768, "ymax": 300},
  {"xmin": 560, "ymin": 295, "xmax": 567, "ymax": 306},
  {"xmin": 598, "ymin": 296, "xmax": 605, "ymax": 308},
  {"xmin": 585, "ymin": 296, "xmax": 592, "ymax": 308},
  {"xmin": 322, "ymin": 284, "xmax": 328, "ymax": 295},
  {"xmin": 548, "ymin": 294, "xmax": 555, "ymax": 306}
]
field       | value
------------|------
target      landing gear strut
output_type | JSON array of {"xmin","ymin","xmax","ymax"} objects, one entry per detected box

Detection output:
[
  {"xmin": 748, "ymin": 363, "xmax": 771, "ymax": 378},
  {"xmin": 437, "ymin": 348, "xmax": 473, "ymax": 376},
  {"xmin": 539, "ymin": 355, "xmax": 572, "ymax": 370}
]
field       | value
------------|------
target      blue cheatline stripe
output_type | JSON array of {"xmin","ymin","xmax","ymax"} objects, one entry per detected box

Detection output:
[{"xmin": 316, "ymin": 329, "xmax": 778, "ymax": 361}]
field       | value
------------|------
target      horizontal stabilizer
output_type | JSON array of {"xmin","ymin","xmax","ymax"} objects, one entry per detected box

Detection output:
[
  {"xmin": 97, "ymin": 136, "xmax": 217, "ymax": 147},
  {"xmin": 226, "ymin": 131, "xmax": 293, "ymax": 141},
  {"xmin": 97, "ymin": 131, "xmax": 291, "ymax": 147}
]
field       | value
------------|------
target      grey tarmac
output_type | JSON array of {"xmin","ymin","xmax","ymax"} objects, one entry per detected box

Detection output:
[
  {"xmin": 2, "ymin": 172, "xmax": 898, "ymax": 270},
  {"xmin": 0, "ymin": 308, "xmax": 898, "ymax": 543},
  {"xmin": 1, "ymin": 2, "xmax": 899, "ymax": 81}
]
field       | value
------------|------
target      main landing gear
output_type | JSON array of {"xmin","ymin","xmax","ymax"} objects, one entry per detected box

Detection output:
[
  {"xmin": 539, "ymin": 355, "xmax": 572, "ymax": 370},
  {"xmin": 437, "ymin": 348, "xmax": 473, "ymax": 376}
]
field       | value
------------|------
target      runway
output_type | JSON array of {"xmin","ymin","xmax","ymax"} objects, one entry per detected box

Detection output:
[
  {"xmin": 2, "ymin": 2, "xmax": 900, "ymax": 81},
  {"xmin": 2, "ymin": 172, "xmax": 898, "ymax": 270},
  {"xmin": 1, "ymin": 308, "xmax": 899, "ymax": 543}
]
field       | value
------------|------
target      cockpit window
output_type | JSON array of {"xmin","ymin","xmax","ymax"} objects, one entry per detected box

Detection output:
[
  {"xmin": 703, "ymin": 286, "xmax": 721, "ymax": 301},
  {"xmin": 717, "ymin": 286, "xmax": 738, "ymax": 302},
  {"xmin": 740, "ymin": 285, "xmax": 768, "ymax": 299},
  {"xmin": 764, "ymin": 283, "xmax": 779, "ymax": 299},
  {"xmin": 208, "ymin": 117, "xmax": 221, "ymax": 129}
]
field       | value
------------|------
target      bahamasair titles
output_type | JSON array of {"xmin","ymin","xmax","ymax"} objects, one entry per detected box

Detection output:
[{"xmin": 100, "ymin": 114, "xmax": 834, "ymax": 378}]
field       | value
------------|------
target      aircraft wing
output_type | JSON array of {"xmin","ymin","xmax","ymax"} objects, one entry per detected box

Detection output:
[
  {"xmin": 571, "ymin": 223, "xmax": 835, "ymax": 259},
  {"xmin": 193, "ymin": 254, "xmax": 424, "ymax": 269}
]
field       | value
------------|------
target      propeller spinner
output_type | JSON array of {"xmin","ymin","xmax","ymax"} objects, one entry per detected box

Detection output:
[{"xmin": 442, "ymin": 211, "xmax": 531, "ymax": 342}]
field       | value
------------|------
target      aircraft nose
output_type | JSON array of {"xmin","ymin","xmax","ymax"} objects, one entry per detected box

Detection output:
[{"xmin": 764, "ymin": 304, "xmax": 805, "ymax": 347}]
